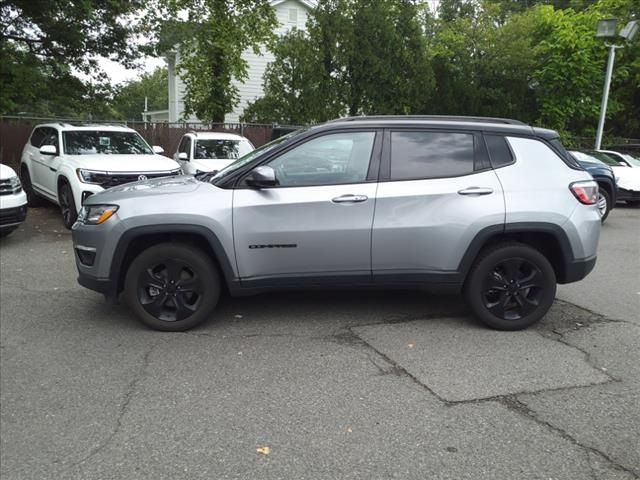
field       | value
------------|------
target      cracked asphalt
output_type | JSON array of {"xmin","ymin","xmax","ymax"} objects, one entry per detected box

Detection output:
[{"xmin": 1, "ymin": 204, "xmax": 639, "ymax": 480}]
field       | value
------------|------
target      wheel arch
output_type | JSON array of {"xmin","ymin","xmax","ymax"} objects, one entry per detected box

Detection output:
[
  {"xmin": 458, "ymin": 223, "xmax": 575, "ymax": 284},
  {"xmin": 110, "ymin": 225, "xmax": 236, "ymax": 297}
]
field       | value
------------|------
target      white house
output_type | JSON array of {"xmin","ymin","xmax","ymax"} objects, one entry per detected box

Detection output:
[{"xmin": 163, "ymin": 0, "xmax": 316, "ymax": 124}]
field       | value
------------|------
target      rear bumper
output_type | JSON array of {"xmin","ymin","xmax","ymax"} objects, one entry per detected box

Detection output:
[{"xmin": 561, "ymin": 255, "xmax": 597, "ymax": 284}]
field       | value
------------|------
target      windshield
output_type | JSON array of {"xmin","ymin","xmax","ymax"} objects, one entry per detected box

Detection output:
[
  {"xmin": 622, "ymin": 153, "xmax": 640, "ymax": 167},
  {"xmin": 581, "ymin": 150, "xmax": 619, "ymax": 167},
  {"xmin": 209, "ymin": 129, "xmax": 307, "ymax": 183},
  {"xmin": 194, "ymin": 139, "xmax": 253, "ymax": 160},
  {"xmin": 63, "ymin": 130, "xmax": 153, "ymax": 155},
  {"xmin": 570, "ymin": 151, "xmax": 607, "ymax": 166}
]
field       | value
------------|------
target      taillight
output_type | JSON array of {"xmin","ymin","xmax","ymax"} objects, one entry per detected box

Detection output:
[{"xmin": 569, "ymin": 181, "xmax": 598, "ymax": 205}]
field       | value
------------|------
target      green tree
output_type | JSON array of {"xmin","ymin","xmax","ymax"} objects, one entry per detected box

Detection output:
[
  {"xmin": 111, "ymin": 68, "xmax": 169, "ymax": 121},
  {"xmin": 0, "ymin": 0, "xmax": 144, "ymax": 117},
  {"xmin": 244, "ymin": 0, "xmax": 434, "ymax": 123},
  {"xmin": 151, "ymin": 0, "xmax": 278, "ymax": 122}
]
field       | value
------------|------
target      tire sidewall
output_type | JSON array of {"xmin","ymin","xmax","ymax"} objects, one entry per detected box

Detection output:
[
  {"xmin": 598, "ymin": 189, "xmax": 611, "ymax": 223},
  {"xmin": 59, "ymin": 182, "xmax": 78, "ymax": 229},
  {"xmin": 465, "ymin": 244, "xmax": 556, "ymax": 331},
  {"xmin": 124, "ymin": 244, "xmax": 220, "ymax": 331}
]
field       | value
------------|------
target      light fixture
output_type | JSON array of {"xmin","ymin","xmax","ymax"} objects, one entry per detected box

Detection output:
[
  {"xmin": 619, "ymin": 20, "xmax": 638, "ymax": 41},
  {"xmin": 596, "ymin": 18, "xmax": 618, "ymax": 39}
]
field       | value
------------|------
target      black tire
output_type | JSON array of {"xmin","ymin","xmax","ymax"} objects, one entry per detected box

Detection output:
[
  {"xmin": 58, "ymin": 181, "xmax": 78, "ymax": 229},
  {"xmin": 123, "ymin": 243, "xmax": 220, "ymax": 331},
  {"xmin": 464, "ymin": 243, "xmax": 556, "ymax": 331},
  {"xmin": 597, "ymin": 188, "xmax": 611, "ymax": 223},
  {"xmin": 20, "ymin": 166, "xmax": 43, "ymax": 207}
]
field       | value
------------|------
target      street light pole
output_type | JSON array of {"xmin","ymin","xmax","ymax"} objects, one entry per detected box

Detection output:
[{"xmin": 595, "ymin": 44, "xmax": 619, "ymax": 150}]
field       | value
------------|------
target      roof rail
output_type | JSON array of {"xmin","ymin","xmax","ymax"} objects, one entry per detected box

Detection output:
[{"xmin": 328, "ymin": 115, "xmax": 528, "ymax": 126}]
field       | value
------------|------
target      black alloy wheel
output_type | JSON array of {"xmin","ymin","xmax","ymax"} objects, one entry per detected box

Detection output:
[
  {"xmin": 465, "ymin": 243, "xmax": 556, "ymax": 330},
  {"xmin": 58, "ymin": 182, "xmax": 77, "ymax": 229},
  {"xmin": 124, "ymin": 243, "xmax": 220, "ymax": 331},
  {"xmin": 138, "ymin": 258, "xmax": 203, "ymax": 322},
  {"xmin": 482, "ymin": 258, "xmax": 544, "ymax": 321}
]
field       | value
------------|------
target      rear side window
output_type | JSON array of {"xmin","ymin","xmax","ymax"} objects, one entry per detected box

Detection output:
[
  {"xmin": 484, "ymin": 135, "xmax": 514, "ymax": 168},
  {"xmin": 30, "ymin": 127, "xmax": 47, "ymax": 147},
  {"xmin": 390, "ymin": 131, "xmax": 474, "ymax": 180}
]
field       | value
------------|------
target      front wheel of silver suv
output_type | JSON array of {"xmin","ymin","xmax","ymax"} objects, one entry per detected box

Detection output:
[
  {"xmin": 464, "ymin": 243, "xmax": 556, "ymax": 331},
  {"xmin": 124, "ymin": 243, "xmax": 220, "ymax": 331}
]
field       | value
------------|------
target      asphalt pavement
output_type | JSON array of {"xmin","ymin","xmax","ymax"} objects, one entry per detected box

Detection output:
[{"xmin": 1, "ymin": 203, "xmax": 638, "ymax": 480}]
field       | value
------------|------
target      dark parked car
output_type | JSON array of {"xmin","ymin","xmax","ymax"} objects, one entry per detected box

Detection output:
[{"xmin": 569, "ymin": 150, "xmax": 617, "ymax": 222}]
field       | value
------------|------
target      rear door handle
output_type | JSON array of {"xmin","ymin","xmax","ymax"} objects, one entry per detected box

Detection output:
[
  {"xmin": 458, "ymin": 187, "xmax": 494, "ymax": 196},
  {"xmin": 332, "ymin": 194, "xmax": 368, "ymax": 204}
]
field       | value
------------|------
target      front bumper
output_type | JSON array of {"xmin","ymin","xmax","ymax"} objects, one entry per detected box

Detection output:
[
  {"xmin": 616, "ymin": 188, "xmax": 640, "ymax": 202},
  {"xmin": 0, "ymin": 203, "xmax": 28, "ymax": 229},
  {"xmin": 77, "ymin": 271, "xmax": 118, "ymax": 301}
]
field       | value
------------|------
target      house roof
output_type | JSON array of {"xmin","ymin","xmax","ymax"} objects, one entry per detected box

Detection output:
[{"xmin": 270, "ymin": 0, "xmax": 316, "ymax": 9}]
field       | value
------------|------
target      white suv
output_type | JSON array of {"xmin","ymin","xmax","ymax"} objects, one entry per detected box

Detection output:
[
  {"xmin": 0, "ymin": 164, "xmax": 28, "ymax": 237},
  {"xmin": 174, "ymin": 132, "xmax": 254, "ymax": 174},
  {"xmin": 20, "ymin": 123, "xmax": 181, "ymax": 228}
]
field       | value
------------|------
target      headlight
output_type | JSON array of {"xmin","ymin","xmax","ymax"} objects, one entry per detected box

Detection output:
[
  {"xmin": 78, "ymin": 205, "xmax": 119, "ymax": 225},
  {"xmin": 9, "ymin": 176, "xmax": 21, "ymax": 189},
  {"xmin": 77, "ymin": 169, "xmax": 107, "ymax": 184}
]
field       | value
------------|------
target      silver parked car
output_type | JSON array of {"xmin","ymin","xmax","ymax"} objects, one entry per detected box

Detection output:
[{"xmin": 71, "ymin": 116, "xmax": 601, "ymax": 331}]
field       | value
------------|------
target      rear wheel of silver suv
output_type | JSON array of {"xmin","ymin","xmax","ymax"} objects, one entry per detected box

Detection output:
[
  {"xmin": 124, "ymin": 243, "xmax": 220, "ymax": 331},
  {"xmin": 464, "ymin": 243, "xmax": 556, "ymax": 330}
]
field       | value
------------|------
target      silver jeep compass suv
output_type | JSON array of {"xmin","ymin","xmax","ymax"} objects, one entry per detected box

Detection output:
[{"xmin": 71, "ymin": 116, "xmax": 600, "ymax": 331}]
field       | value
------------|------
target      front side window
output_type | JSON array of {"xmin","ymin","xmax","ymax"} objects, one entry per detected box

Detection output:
[
  {"xmin": 194, "ymin": 139, "xmax": 251, "ymax": 160},
  {"xmin": 63, "ymin": 130, "xmax": 153, "ymax": 155},
  {"xmin": 267, "ymin": 132, "xmax": 376, "ymax": 187},
  {"xmin": 40, "ymin": 128, "xmax": 59, "ymax": 149},
  {"xmin": 390, "ymin": 131, "xmax": 475, "ymax": 180},
  {"xmin": 178, "ymin": 136, "xmax": 191, "ymax": 156},
  {"xmin": 30, "ymin": 127, "xmax": 47, "ymax": 147}
]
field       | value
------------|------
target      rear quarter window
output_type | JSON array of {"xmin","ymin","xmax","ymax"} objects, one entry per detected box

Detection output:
[{"xmin": 484, "ymin": 135, "xmax": 514, "ymax": 168}]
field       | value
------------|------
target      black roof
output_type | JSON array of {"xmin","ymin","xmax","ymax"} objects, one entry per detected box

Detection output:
[{"xmin": 309, "ymin": 115, "xmax": 558, "ymax": 139}]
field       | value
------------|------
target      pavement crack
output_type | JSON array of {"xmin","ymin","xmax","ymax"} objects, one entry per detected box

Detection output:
[
  {"xmin": 61, "ymin": 342, "xmax": 158, "ymax": 473},
  {"xmin": 499, "ymin": 395, "xmax": 640, "ymax": 479}
]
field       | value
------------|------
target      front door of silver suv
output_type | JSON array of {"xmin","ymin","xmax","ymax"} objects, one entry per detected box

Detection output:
[
  {"xmin": 233, "ymin": 130, "xmax": 382, "ymax": 285},
  {"xmin": 371, "ymin": 129, "xmax": 505, "ymax": 285}
]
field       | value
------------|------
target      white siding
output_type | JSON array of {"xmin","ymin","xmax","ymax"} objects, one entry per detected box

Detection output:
[
  {"xmin": 226, "ymin": 0, "xmax": 310, "ymax": 123},
  {"xmin": 167, "ymin": 0, "xmax": 312, "ymax": 124}
]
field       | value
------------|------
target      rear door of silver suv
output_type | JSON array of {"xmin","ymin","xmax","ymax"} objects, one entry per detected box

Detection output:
[{"xmin": 371, "ymin": 129, "xmax": 505, "ymax": 283}]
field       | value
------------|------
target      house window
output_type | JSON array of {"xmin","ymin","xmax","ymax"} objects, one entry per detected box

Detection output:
[{"xmin": 289, "ymin": 8, "xmax": 298, "ymax": 23}]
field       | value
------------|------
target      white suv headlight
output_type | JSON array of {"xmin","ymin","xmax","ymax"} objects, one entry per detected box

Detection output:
[
  {"xmin": 9, "ymin": 175, "xmax": 21, "ymax": 190},
  {"xmin": 77, "ymin": 169, "xmax": 107, "ymax": 184}
]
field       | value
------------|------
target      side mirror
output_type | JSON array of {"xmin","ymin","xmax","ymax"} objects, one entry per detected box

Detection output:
[
  {"xmin": 152, "ymin": 145, "xmax": 164, "ymax": 154},
  {"xmin": 619, "ymin": 161, "xmax": 628, "ymax": 167},
  {"xmin": 245, "ymin": 165, "xmax": 278, "ymax": 188},
  {"xmin": 40, "ymin": 145, "xmax": 57, "ymax": 156},
  {"xmin": 178, "ymin": 152, "xmax": 188, "ymax": 161}
]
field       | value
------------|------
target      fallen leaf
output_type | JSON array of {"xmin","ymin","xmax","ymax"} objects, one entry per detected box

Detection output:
[
  {"xmin": 407, "ymin": 343, "xmax": 415, "ymax": 348},
  {"xmin": 256, "ymin": 446, "xmax": 270, "ymax": 456},
  {"xmin": 346, "ymin": 427, "xmax": 352, "ymax": 433}
]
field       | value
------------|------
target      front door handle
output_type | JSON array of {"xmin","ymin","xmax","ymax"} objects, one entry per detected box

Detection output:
[
  {"xmin": 332, "ymin": 194, "xmax": 368, "ymax": 204},
  {"xmin": 458, "ymin": 187, "xmax": 494, "ymax": 196}
]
